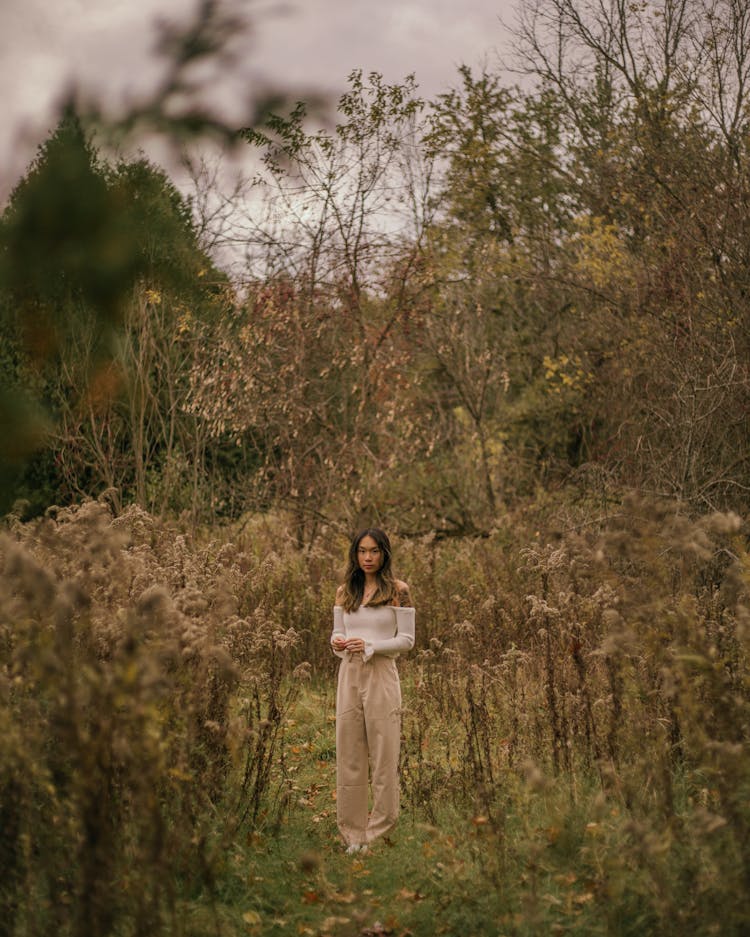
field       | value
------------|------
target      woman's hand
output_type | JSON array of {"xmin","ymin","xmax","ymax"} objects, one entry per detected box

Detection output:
[{"xmin": 332, "ymin": 636, "xmax": 366, "ymax": 653}]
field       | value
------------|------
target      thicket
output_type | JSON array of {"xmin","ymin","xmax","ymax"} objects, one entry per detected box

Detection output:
[{"xmin": 1, "ymin": 498, "xmax": 749, "ymax": 934}]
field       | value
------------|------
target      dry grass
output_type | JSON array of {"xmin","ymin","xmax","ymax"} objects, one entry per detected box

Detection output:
[{"xmin": 1, "ymin": 496, "xmax": 749, "ymax": 935}]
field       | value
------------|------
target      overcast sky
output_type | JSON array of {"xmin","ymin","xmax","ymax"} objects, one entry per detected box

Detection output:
[{"xmin": 0, "ymin": 0, "xmax": 519, "ymax": 198}]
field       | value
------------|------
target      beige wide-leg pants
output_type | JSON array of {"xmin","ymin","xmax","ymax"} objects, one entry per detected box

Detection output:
[{"xmin": 336, "ymin": 652, "xmax": 402, "ymax": 846}]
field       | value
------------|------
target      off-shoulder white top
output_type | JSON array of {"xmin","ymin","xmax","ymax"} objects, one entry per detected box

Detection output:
[{"xmin": 331, "ymin": 604, "xmax": 416, "ymax": 661}]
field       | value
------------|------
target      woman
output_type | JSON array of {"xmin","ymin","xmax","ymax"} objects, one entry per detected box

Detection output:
[{"xmin": 331, "ymin": 527, "xmax": 415, "ymax": 855}]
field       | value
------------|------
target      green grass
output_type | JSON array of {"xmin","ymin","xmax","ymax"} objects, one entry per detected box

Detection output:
[
  {"xmin": 199, "ymin": 792, "xmax": 643, "ymax": 937},
  {"xmin": 174, "ymin": 685, "xmax": 747, "ymax": 937}
]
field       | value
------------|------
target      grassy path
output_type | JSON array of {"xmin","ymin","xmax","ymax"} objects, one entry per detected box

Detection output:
[{"xmin": 184, "ymin": 689, "xmax": 649, "ymax": 937}]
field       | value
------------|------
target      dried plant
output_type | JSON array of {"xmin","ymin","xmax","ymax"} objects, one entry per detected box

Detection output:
[
  {"xmin": 0, "ymin": 500, "xmax": 312, "ymax": 936},
  {"xmin": 2, "ymin": 495, "xmax": 750, "ymax": 933}
]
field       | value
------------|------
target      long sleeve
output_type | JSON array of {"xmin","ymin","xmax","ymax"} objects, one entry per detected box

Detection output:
[
  {"xmin": 366, "ymin": 606, "xmax": 415, "ymax": 660},
  {"xmin": 331, "ymin": 605, "xmax": 346, "ymax": 658}
]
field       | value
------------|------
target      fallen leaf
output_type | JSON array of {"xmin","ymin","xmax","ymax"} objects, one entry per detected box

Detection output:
[
  {"xmin": 332, "ymin": 891, "xmax": 357, "ymax": 904},
  {"xmin": 242, "ymin": 910, "xmax": 262, "ymax": 929},
  {"xmin": 574, "ymin": 892, "xmax": 595, "ymax": 905},
  {"xmin": 358, "ymin": 922, "xmax": 394, "ymax": 936},
  {"xmin": 397, "ymin": 888, "xmax": 425, "ymax": 902}
]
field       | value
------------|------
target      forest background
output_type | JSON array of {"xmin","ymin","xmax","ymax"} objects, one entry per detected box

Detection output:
[{"xmin": 2, "ymin": 1, "xmax": 750, "ymax": 935}]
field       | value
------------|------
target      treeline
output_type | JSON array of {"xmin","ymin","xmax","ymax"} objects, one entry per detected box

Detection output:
[{"xmin": 3, "ymin": 0, "xmax": 750, "ymax": 538}]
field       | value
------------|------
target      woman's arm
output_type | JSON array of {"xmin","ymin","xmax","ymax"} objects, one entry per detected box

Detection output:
[{"xmin": 331, "ymin": 586, "xmax": 347, "ymax": 657}]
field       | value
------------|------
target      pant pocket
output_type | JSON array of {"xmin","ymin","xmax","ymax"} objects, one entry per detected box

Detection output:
[{"xmin": 336, "ymin": 662, "xmax": 360, "ymax": 715}]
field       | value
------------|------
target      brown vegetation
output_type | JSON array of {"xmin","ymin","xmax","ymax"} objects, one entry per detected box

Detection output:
[{"xmin": 1, "ymin": 496, "xmax": 749, "ymax": 933}]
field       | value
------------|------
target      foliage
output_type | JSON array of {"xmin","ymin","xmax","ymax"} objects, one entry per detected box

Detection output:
[
  {"xmin": 0, "ymin": 501, "xmax": 311, "ymax": 936},
  {"xmin": 0, "ymin": 0, "xmax": 293, "ymax": 521},
  {"xmin": 8, "ymin": 0, "xmax": 750, "ymax": 527},
  {"xmin": 0, "ymin": 117, "xmax": 236, "ymax": 519}
]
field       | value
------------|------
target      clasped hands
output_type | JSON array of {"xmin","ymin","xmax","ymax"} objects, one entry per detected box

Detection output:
[{"xmin": 332, "ymin": 636, "xmax": 366, "ymax": 653}]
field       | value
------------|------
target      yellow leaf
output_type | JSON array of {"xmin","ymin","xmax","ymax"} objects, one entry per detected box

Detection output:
[
  {"xmin": 242, "ymin": 910, "xmax": 262, "ymax": 929},
  {"xmin": 331, "ymin": 891, "xmax": 357, "ymax": 904},
  {"xmin": 398, "ymin": 888, "xmax": 425, "ymax": 902},
  {"xmin": 322, "ymin": 917, "xmax": 351, "ymax": 932}
]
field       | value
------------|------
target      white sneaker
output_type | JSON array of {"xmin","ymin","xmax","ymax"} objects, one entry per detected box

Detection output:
[{"xmin": 345, "ymin": 844, "xmax": 360, "ymax": 855}]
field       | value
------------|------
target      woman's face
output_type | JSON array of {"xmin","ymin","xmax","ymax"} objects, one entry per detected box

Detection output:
[{"xmin": 357, "ymin": 535, "xmax": 383, "ymax": 575}]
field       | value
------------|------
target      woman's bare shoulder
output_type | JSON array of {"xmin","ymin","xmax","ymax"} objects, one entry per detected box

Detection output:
[
  {"xmin": 335, "ymin": 584, "xmax": 346, "ymax": 606},
  {"xmin": 394, "ymin": 579, "xmax": 412, "ymax": 607}
]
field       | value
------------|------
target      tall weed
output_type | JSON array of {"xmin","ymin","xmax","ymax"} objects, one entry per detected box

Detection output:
[
  {"xmin": 0, "ymin": 502, "xmax": 309, "ymax": 936},
  {"xmin": 2, "ymin": 497, "xmax": 749, "ymax": 934}
]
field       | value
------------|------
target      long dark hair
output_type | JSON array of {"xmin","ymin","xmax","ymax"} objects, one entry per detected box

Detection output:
[{"xmin": 341, "ymin": 527, "xmax": 396, "ymax": 612}]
